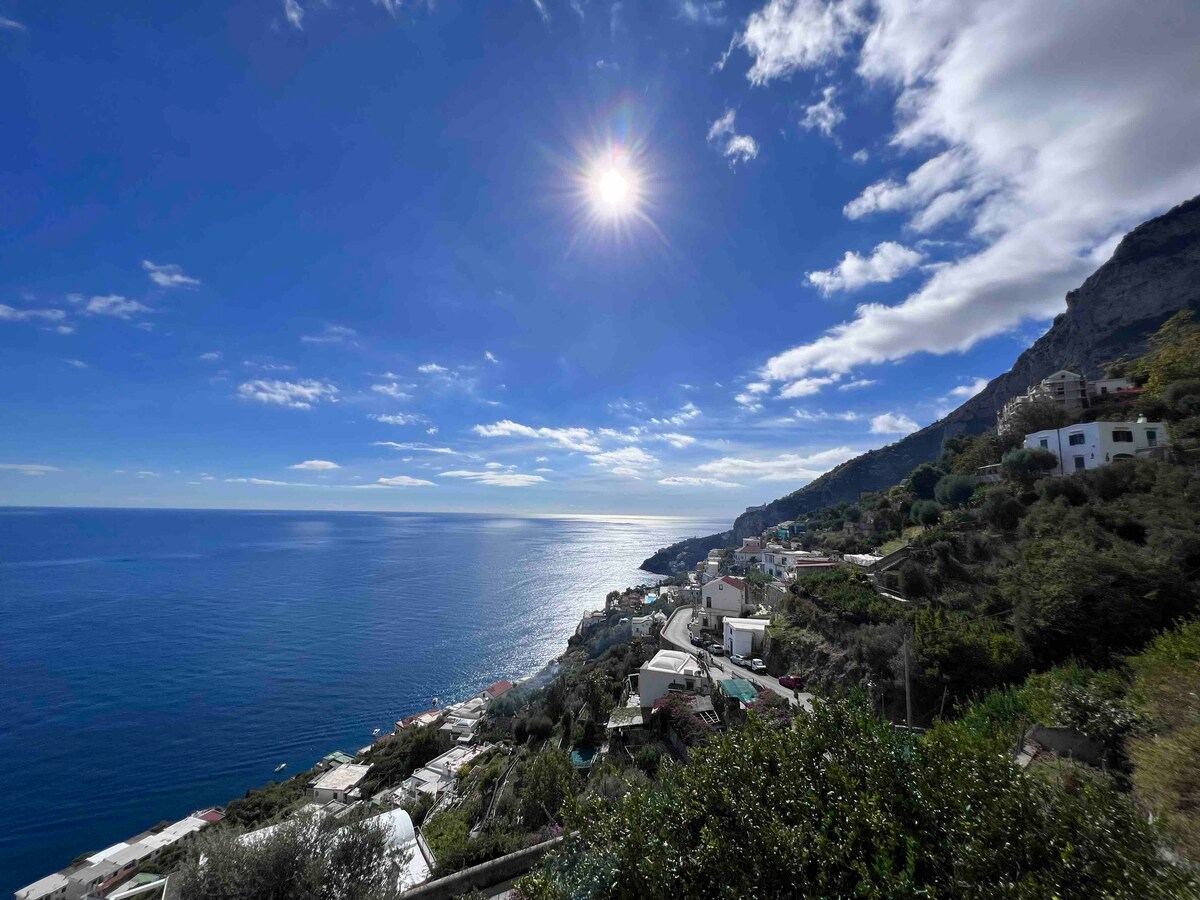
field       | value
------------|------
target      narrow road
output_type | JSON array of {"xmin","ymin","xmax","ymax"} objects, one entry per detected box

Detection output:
[{"xmin": 662, "ymin": 606, "xmax": 813, "ymax": 712}]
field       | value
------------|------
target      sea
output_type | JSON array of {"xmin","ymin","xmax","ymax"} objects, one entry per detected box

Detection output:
[{"xmin": 0, "ymin": 507, "xmax": 725, "ymax": 895}]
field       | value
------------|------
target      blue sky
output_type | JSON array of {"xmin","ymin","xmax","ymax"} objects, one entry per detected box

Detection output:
[{"xmin": 2, "ymin": 0, "xmax": 1198, "ymax": 516}]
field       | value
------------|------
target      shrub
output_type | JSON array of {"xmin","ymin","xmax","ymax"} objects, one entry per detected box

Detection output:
[
  {"xmin": 906, "ymin": 464, "xmax": 943, "ymax": 500},
  {"xmin": 934, "ymin": 474, "xmax": 976, "ymax": 508}
]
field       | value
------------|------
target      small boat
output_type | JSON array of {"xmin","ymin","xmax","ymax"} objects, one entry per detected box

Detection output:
[
  {"xmin": 372, "ymin": 728, "xmax": 381, "ymax": 737},
  {"xmin": 274, "ymin": 763, "xmax": 287, "ymax": 773}
]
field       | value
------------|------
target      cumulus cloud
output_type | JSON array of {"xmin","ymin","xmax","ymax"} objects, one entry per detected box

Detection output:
[
  {"xmin": 374, "ymin": 441, "xmax": 456, "ymax": 454},
  {"xmin": 237, "ymin": 379, "xmax": 338, "ymax": 409},
  {"xmin": 371, "ymin": 413, "xmax": 426, "ymax": 426},
  {"xmin": 800, "ymin": 85, "xmax": 844, "ymax": 139},
  {"xmin": 289, "ymin": 459, "xmax": 340, "ymax": 470},
  {"xmin": 744, "ymin": 0, "xmax": 1200, "ymax": 384},
  {"xmin": 418, "ymin": 362, "xmax": 449, "ymax": 374},
  {"xmin": 142, "ymin": 260, "xmax": 200, "ymax": 288},
  {"xmin": 588, "ymin": 446, "xmax": 658, "ymax": 476},
  {"xmin": 650, "ymin": 402, "xmax": 701, "ymax": 427},
  {"xmin": 374, "ymin": 475, "xmax": 435, "ymax": 487},
  {"xmin": 371, "ymin": 382, "xmax": 412, "ymax": 400},
  {"xmin": 807, "ymin": 242, "xmax": 924, "ymax": 294},
  {"xmin": 870, "ymin": 412, "xmax": 919, "ymax": 434},
  {"xmin": 80, "ymin": 294, "xmax": 152, "ymax": 319},
  {"xmin": 440, "ymin": 469, "xmax": 548, "ymax": 487},
  {"xmin": 0, "ymin": 463, "xmax": 60, "ymax": 476},
  {"xmin": 778, "ymin": 375, "xmax": 840, "ymax": 398},
  {"xmin": 199, "ymin": 351, "xmax": 223, "ymax": 362},
  {"xmin": 65, "ymin": 359, "xmax": 88, "ymax": 368},
  {"xmin": 474, "ymin": 420, "xmax": 601, "ymax": 453},
  {"xmin": 707, "ymin": 109, "xmax": 760, "ymax": 168},
  {"xmin": 946, "ymin": 377, "xmax": 990, "ymax": 400},
  {"xmin": 696, "ymin": 446, "xmax": 858, "ymax": 482},
  {"xmin": 659, "ymin": 475, "xmax": 743, "ymax": 488},
  {"xmin": 0, "ymin": 304, "xmax": 66, "ymax": 323},
  {"xmin": 484, "ymin": 351, "xmax": 499, "ymax": 363}
]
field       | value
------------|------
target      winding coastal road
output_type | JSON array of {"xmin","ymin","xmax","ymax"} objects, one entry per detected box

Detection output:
[{"xmin": 661, "ymin": 606, "xmax": 814, "ymax": 712}]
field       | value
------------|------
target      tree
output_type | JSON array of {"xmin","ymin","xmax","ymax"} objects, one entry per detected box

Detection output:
[
  {"xmin": 519, "ymin": 748, "xmax": 580, "ymax": 827},
  {"xmin": 909, "ymin": 499, "xmax": 942, "ymax": 528},
  {"xmin": 981, "ymin": 489, "xmax": 1026, "ymax": 531},
  {"xmin": 1000, "ymin": 447, "xmax": 1058, "ymax": 488},
  {"xmin": 934, "ymin": 474, "xmax": 975, "ymax": 508},
  {"xmin": 906, "ymin": 464, "xmax": 943, "ymax": 500},
  {"xmin": 518, "ymin": 699, "xmax": 1191, "ymax": 899},
  {"xmin": 176, "ymin": 812, "xmax": 399, "ymax": 900}
]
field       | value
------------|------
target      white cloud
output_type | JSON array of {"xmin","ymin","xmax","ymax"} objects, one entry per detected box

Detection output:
[
  {"xmin": 474, "ymin": 420, "xmax": 601, "ymax": 453},
  {"xmin": 807, "ymin": 242, "xmax": 924, "ymax": 294},
  {"xmin": 870, "ymin": 412, "xmax": 919, "ymax": 434},
  {"xmin": 740, "ymin": 0, "xmax": 869, "ymax": 85},
  {"xmin": 696, "ymin": 446, "xmax": 858, "ymax": 482},
  {"xmin": 440, "ymin": 470, "xmax": 547, "ymax": 488},
  {"xmin": 371, "ymin": 413, "xmax": 425, "ymax": 426},
  {"xmin": 530, "ymin": 0, "xmax": 549, "ymax": 23},
  {"xmin": 136, "ymin": 470, "xmax": 159, "ymax": 478},
  {"xmin": 426, "ymin": 426, "xmax": 438, "ymax": 435},
  {"xmin": 283, "ymin": 0, "xmax": 304, "ymax": 29},
  {"xmin": 0, "ymin": 304, "xmax": 66, "ymax": 323},
  {"xmin": 676, "ymin": 1, "xmax": 726, "ymax": 25},
  {"xmin": 237, "ymin": 379, "xmax": 338, "ymax": 409},
  {"xmin": 0, "ymin": 463, "xmax": 59, "ymax": 476},
  {"xmin": 789, "ymin": 408, "xmax": 861, "ymax": 422},
  {"xmin": 374, "ymin": 441, "xmax": 457, "ymax": 454},
  {"xmin": 199, "ymin": 351, "xmax": 223, "ymax": 362},
  {"xmin": 778, "ymin": 375, "xmax": 840, "ymax": 399},
  {"xmin": 225, "ymin": 477, "xmax": 316, "ymax": 487},
  {"xmin": 652, "ymin": 432, "xmax": 697, "ymax": 449},
  {"xmin": 301, "ymin": 325, "xmax": 357, "ymax": 345},
  {"xmin": 535, "ymin": 456, "xmax": 549, "ymax": 462},
  {"xmin": 374, "ymin": 475, "xmax": 436, "ymax": 487},
  {"xmin": 484, "ymin": 351, "xmax": 499, "ymax": 364},
  {"xmin": 707, "ymin": 109, "xmax": 760, "ymax": 167},
  {"xmin": 851, "ymin": 148, "xmax": 869, "ymax": 163},
  {"xmin": 650, "ymin": 402, "xmax": 701, "ymax": 427},
  {"xmin": 747, "ymin": 0, "xmax": 1200, "ymax": 384},
  {"xmin": 588, "ymin": 446, "xmax": 658, "ymax": 475},
  {"xmin": 65, "ymin": 359, "xmax": 88, "ymax": 369},
  {"xmin": 946, "ymin": 377, "xmax": 989, "ymax": 400},
  {"xmin": 371, "ymin": 382, "xmax": 412, "ymax": 400},
  {"xmin": 800, "ymin": 85, "xmax": 844, "ymax": 139},
  {"xmin": 81, "ymin": 295, "xmax": 152, "ymax": 319},
  {"xmin": 142, "ymin": 260, "xmax": 200, "ymax": 289},
  {"xmin": 838, "ymin": 378, "xmax": 877, "ymax": 391},
  {"xmin": 659, "ymin": 475, "xmax": 743, "ymax": 488},
  {"xmin": 418, "ymin": 362, "xmax": 449, "ymax": 374},
  {"xmin": 0, "ymin": 15, "xmax": 26, "ymax": 29},
  {"xmin": 288, "ymin": 459, "xmax": 340, "ymax": 470}
]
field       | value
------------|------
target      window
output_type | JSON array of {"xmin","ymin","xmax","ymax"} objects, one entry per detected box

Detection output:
[
  {"xmin": 1100, "ymin": 386, "xmax": 1109, "ymax": 395},
  {"xmin": 1068, "ymin": 433, "xmax": 1085, "ymax": 445},
  {"xmin": 1039, "ymin": 438, "xmax": 1049, "ymax": 449},
  {"xmin": 1074, "ymin": 456, "xmax": 1086, "ymax": 471},
  {"xmin": 1146, "ymin": 429, "xmax": 1158, "ymax": 446},
  {"xmin": 1112, "ymin": 429, "xmax": 1133, "ymax": 442}
]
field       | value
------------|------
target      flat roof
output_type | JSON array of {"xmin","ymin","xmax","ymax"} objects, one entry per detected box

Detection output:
[
  {"xmin": 16, "ymin": 873, "xmax": 70, "ymax": 899},
  {"xmin": 724, "ymin": 617, "xmax": 769, "ymax": 631},
  {"xmin": 644, "ymin": 649, "xmax": 702, "ymax": 676},
  {"xmin": 311, "ymin": 763, "xmax": 371, "ymax": 791}
]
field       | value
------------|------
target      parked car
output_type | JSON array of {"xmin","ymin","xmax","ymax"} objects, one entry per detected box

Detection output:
[
  {"xmin": 689, "ymin": 634, "xmax": 706, "ymax": 647},
  {"xmin": 750, "ymin": 658, "xmax": 767, "ymax": 674},
  {"xmin": 730, "ymin": 654, "xmax": 749, "ymax": 667},
  {"xmin": 778, "ymin": 674, "xmax": 804, "ymax": 689},
  {"xmin": 708, "ymin": 643, "xmax": 724, "ymax": 656}
]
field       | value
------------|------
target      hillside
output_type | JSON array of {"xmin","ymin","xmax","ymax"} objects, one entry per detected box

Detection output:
[{"xmin": 643, "ymin": 193, "xmax": 1200, "ymax": 574}]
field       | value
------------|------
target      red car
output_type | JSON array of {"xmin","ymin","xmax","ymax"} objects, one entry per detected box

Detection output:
[{"xmin": 778, "ymin": 674, "xmax": 804, "ymax": 690}]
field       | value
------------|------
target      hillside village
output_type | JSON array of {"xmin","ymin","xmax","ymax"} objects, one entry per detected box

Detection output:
[{"xmin": 18, "ymin": 310, "xmax": 1200, "ymax": 899}]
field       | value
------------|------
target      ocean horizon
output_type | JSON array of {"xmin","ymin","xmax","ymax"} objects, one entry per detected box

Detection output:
[{"xmin": 0, "ymin": 506, "xmax": 726, "ymax": 896}]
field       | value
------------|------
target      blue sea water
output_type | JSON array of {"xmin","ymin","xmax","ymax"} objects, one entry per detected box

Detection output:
[{"xmin": 0, "ymin": 507, "xmax": 724, "ymax": 895}]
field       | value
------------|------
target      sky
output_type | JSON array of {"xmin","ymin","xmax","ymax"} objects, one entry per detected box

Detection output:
[{"xmin": 2, "ymin": 0, "xmax": 1199, "ymax": 517}]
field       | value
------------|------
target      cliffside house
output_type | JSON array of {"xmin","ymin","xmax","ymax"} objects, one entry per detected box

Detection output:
[
  {"xmin": 998, "ymin": 370, "xmax": 1135, "ymax": 434},
  {"xmin": 631, "ymin": 613, "xmax": 663, "ymax": 637},
  {"xmin": 637, "ymin": 650, "xmax": 707, "ymax": 708},
  {"xmin": 733, "ymin": 537, "xmax": 762, "ymax": 567},
  {"xmin": 396, "ymin": 707, "xmax": 442, "ymax": 732},
  {"xmin": 700, "ymin": 575, "xmax": 748, "ymax": 631},
  {"xmin": 771, "ymin": 521, "xmax": 804, "ymax": 541},
  {"xmin": 1024, "ymin": 419, "xmax": 1168, "ymax": 474},
  {"xmin": 309, "ymin": 762, "xmax": 371, "ymax": 804},
  {"xmin": 577, "ymin": 608, "xmax": 607, "ymax": 635},
  {"xmin": 439, "ymin": 696, "xmax": 489, "ymax": 744},
  {"xmin": 723, "ymin": 617, "xmax": 769, "ymax": 657},
  {"xmin": 478, "ymin": 679, "xmax": 514, "ymax": 704},
  {"xmin": 761, "ymin": 547, "xmax": 837, "ymax": 580},
  {"xmin": 395, "ymin": 744, "xmax": 490, "ymax": 802}
]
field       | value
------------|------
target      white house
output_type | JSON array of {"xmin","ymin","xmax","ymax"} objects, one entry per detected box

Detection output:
[
  {"xmin": 1089, "ymin": 377, "xmax": 1134, "ymax": 398},
  {"xmin": 1024, "ymin": 420, "xmax": 1168, "ymax": 474},
  {"xmin": 637, "ymin": 650, "xmax": 706, "ymax": 708},
  {"xmin": 309, "ymin": 762, "xmax": 371, "ymax": 804},
  {"xmin": 15, "ymin": 873, "xmax": 69, "ymax": 900},
  {"xmin": 761, "ymin": 547, "xmax": 836, "ymax": 579},
  {"xmin": 733, "ymin": 537, "xmax": 762, "ymax": 568},
  {"xmin": 439, "ymin": 696, "xmax": 489, "ymax": 744},
  {"xmin": 631, "ymin": 614, "xmax": 654, "ymax": 637},
  {"xmin": 700, "ymin": 575, "xmax": 748, "ymax": 630},
  {"xmin": 395, "ymin": 744, "xmax": 489, "ymax": 802},
  {"xmin": 723, "ymin": 617, "xmax": 769, "ymax": 657}
]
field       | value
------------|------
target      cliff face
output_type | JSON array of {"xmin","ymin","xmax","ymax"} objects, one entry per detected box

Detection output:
[{"xmin": 642, "ymin": 194, "xmax": 1200, "ymax": 574}]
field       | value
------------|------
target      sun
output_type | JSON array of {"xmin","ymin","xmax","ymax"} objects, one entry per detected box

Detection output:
[{"xmin": 586, "ymin": 156, "xmax": 641, "ymax": 218}]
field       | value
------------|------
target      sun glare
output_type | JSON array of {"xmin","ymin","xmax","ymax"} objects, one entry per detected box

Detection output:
[{"xmin": 590, "ymin": 164, "xmax": 636, "ymax": 216}]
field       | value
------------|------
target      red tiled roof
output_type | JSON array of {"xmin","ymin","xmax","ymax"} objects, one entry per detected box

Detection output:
[
  {"xmin": 400, "ymin": 707, "xmax": 442, "ymax": 727},
  {"xmin": 485, "ymin": 679, "xmax": 515, "ymax": 700},
  {"xmin": 718, "ymin": 575, "xmax": 745, "ymax": 589}
]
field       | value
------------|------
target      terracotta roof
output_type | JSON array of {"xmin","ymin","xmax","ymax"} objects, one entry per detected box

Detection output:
[
  {"xmin": 718, "ymin": 575, "xmax": 745, "ymax": 589},
  {"xmin": 485, "ymin": 679, "xmax": 515, "ymax": 700}
]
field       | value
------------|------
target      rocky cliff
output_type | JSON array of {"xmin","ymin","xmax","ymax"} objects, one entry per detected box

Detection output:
[{"xmin": 642, "ymin": 194, "xmax": 1200, "ymax": 574}]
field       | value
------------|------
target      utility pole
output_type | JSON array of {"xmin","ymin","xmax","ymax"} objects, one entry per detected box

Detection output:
[{"xmin": 902, "ymin": 631, "xmax": 913, "ymax": 731}]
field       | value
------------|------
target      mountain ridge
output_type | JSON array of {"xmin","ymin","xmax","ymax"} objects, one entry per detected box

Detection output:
[{"xmin": 642, "ymin": 193, "xmax": 1200, "ymax": 574}]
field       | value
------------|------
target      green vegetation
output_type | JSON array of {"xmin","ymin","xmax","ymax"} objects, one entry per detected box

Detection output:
[{"xmin": 517, "ymin": 697, "xmax": 1193, "ymax": 899}]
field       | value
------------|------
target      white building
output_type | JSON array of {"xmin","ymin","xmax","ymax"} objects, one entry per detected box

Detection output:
[
  {"xmin": 15, "ymin": 873, "xmax": 69, "ymax": 900},
  {"xmin": 1024, "ymin": 420, "xmax": 1168, "ymax": 474},
  {"xmin": 998, "ymin": 371, "xmax": 1136, "ymax": 433},
  {"xmin": 1090, "ymin": 377, "xmax": 1133, "ymax": 398},
  {"xmin": 309, "ymin": 762, "xmax": 371, "ymax": 804},
  {"xmin": 700, "ymin": 575, "xmax": 748, "ymax": 631},
  {"xmin": 761, "ymin": 547, "xmax": 836, "ymax": 579},
  {"xmin": 723, "ymin": 617, "xmax": 769, "ymax": 657},
  {"xmin": 637, "ymin": 650, "xmax": 706, "ymax": 708},
  {"xmin": 631, "ymin": 614, "xmax": 654, "ymax": 637},
  {"xmin": 733, "ymin": 537, "xmax": 762, "ymax": 568},
  {"xmin": 439, "ymin": 695, "xmax": 489, "ymax": 744},
  {"xmin": 395, "ymin": 744, "xmax": 490, "ymax": 802}
]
